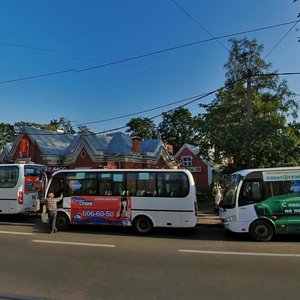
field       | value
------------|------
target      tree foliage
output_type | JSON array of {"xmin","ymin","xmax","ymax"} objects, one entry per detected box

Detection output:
[
  {"xmin": 126, "ymin": 117, "xmax": 158, "ymax": 139},
  {"xmin": 198, "ymin": 38, "xmax": 300, "ymax": 172},
  {"xmin": 0, "ymin": 117, "xmax": 76, "ymax": 152},
  {"xmin": 158, "ymin": 108, "xmax": 196, "ymax": 153},
  {"xmin": 13, "ymin": 117, "xmax": 75, "ymax": 134},
  {"xmin": 0, "ymin": 123, "xmax": 16, "ymax": 150},
  {"xmin": 43, "ymin": 117, "xmax": 75, "ymax": 134}
]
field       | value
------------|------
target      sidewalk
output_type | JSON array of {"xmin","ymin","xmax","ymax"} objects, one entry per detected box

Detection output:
[{"xmin": 197, "ymin": 201, "xmax": 222, "ymax": 226}]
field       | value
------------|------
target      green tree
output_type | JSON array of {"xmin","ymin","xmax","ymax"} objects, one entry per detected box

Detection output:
[
  {"xmin": 77, "ymin": 124, "xmax": 90, "ymax": 133},
  {"xmin": 53, "ymin": 117, "xmax": 75, "ymax": 134},
  {"xmin": 14, "ymin": 117, "xmax": 75, "ymax": 134},
  {"xmin": 126, "ymin": 117, "xmax": 158, "ymax": 139},
  {"xmin": 42, "ymin": 119, "xmax": 61, "ymax": 131},
  {"xmin": 14, "ymin": 121, "xmax": 43, "ymax": 134},
  {"xmin": 198, "ymin": 38, "xmax": 299, "ymax": 171},
  {"xmin": 158, "ymin": 108, "xmax": 196, "ymax": 153},
  {"xmin": 0, "ymin": 123, "xmax": 16, "ymax": 150}
]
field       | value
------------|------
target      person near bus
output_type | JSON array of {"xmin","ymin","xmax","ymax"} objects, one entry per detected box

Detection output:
[
  {"xmin": 214, "ymin": 187, "xmax": 222, "ymax": 214},
  {"xmin": 46, "ymin": 192, "xmax": 63, "ymax": 233}
]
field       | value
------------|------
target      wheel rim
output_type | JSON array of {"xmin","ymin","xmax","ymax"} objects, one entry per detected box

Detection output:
[
  {"xmin": 138, "ymin": 220, "xmax": 149, "ymax": 232},
  {"xmin": 56, "ymin": 213, "xmax": 69, "ymax": 230},
  {"xmin": 57, "ymin": 217, "xmax": 66, "ymax": 227},
  {"xmin": 255, "ymin": 224, "xmax": 268, "ymax": 238},
  {"xmin": 135, "ymin": 217, "xmax": 152, "ymax": 234}
]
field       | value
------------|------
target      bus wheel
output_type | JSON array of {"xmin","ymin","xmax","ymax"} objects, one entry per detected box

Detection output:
[
  {"xmin": 133, "ymin": 216, "xmax": 153, "ymax": 234},
  {"xmin": 250, "ymin": 220, "xmax": 274, "ymax": 242},
  {"xmin": 56, "ymin": 212, "xmax": 70, "ymax": 231}
]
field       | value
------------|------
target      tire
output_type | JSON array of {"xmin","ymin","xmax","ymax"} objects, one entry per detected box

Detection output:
[
  {"xmin": 56, "ymin": 212, "xmax": 70, "ymax": 231},
  {"xmin": 133, "ymin": 216, "xmax": 153, "ymax": 234},
  {"xmin": 249, "ymin": 219, "xmax": 274, "ymax": 242}
]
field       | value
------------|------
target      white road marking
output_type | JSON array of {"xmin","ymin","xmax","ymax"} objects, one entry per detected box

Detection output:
[
  {"xmin": 32, "ymin": 239, "xmax": 116, "ymax": 248},
  {"xmin": 179, "ymin": 249, "xmax": 300, "ymax": 258},
  {"xmin": 0, "ymin": 230, "xmax": 32, "ymax": 236}
]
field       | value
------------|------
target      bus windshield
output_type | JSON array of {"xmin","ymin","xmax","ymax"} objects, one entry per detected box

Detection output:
[{"xmin": 221, "ymin": 174, "xmax": 242, "ymax": 208}]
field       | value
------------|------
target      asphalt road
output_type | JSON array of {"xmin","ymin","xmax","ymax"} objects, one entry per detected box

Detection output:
[{"xmin": 0, "ymin": 215, "xmax": 300, "ymax": 300}]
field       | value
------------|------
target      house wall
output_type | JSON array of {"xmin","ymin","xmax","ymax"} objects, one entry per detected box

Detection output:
[
  {"xmin": 11, "ymin": 134, "xmax": 44, "ymax": 164},
  {"xmin": 176, "ymin": 148, "xmax": 210, "ymax": 192},
  {"xmin": 68, "ymin": 148, "xmax": 98, "ymax": 169}
]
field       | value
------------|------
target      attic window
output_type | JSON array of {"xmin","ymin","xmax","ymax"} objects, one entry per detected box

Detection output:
[
  {"xmin": 181, "ymin": 156, "xmax": 192, "ymax": 167},
  {"xmin": 81, "ymin": 150, "xmax": 87, "ymax": 158}
]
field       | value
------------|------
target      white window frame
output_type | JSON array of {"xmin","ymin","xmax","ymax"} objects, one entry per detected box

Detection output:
[{"xmin": 181, "ymin": 156, "xmax": 192, "ymax": 167}]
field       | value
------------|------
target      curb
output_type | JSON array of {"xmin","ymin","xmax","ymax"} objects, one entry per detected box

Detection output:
[{"xmin": 197, "ymin": 201, "xmax": 222, "ymax": 226}]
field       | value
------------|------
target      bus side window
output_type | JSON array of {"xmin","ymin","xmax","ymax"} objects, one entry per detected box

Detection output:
[
  {"xmin": 136, "ymin": 172, "xmax": 156, "ymax": 197},
  {"xmin": 49, "ymin": 178, "xmax": 64, "ymax": 197},
  {"xmin": 126, "ymin": 173, "xmax": 138, "ymax": 196},
  {"xmin": 239, "ymin": 181, "xmax": 262, "ymax": 206}
]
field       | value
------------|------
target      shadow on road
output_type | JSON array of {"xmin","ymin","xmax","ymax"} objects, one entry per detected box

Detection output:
[{"xmin": 1, "ymin": 213, "xmax": 300, "ymax": 243}]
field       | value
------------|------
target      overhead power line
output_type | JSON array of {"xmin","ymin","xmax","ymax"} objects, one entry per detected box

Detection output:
[
  {"xmin": 265, "ymin": 19, "xmax": 300, "ymax": 58},
  {"xmin": 77, "ymin": 93, "xmax": 207, "ymax": 126},
  {"xmin": 76, "ymin": 20, "xmax": 299, "ymax": 73},
  {"xmin": 0, "ymin": 41, "xmax": 67, "ymax": 54},
  {"xmin": 18, "ymin": 88, "xmax": 221, "ymax": 136},
  {"xmin": 16, "ymin": 71, "xmax": 300, "ymax": 137},
  {"xmin": 171, "ymin": 0, "xmax": 229, "ymax": 52},
  {"xmin": 0, "ymin": 69, "xmax": 76, "ymax": 84},
  {"xmin": 74, "ymin": 72, "xmax": 300, "ymax": 127},
  {"xmin": 0, "ymin": 20, "xmax": 297, "ymax": 84}
]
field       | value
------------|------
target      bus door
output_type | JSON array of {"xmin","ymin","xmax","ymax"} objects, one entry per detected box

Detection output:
[
  {"xmin": 286, "ymin": 182, "xmax": 300, "ymax": 234},
  {"xmin": 0, "ymin": 165, "xmax": 19, "ymax": 214},
  {"xmin": 251, "ymin": 179, "xmax": 289, "ymax": 234},
  {"xmin": 237, "ymin": 180, "xmax": 275, "ymax": 231}
]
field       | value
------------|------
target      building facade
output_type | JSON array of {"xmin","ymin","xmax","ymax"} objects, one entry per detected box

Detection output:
[
  {"xmin": 0, "ymin": 126, "xmax": 174, "ymax": 170},
  {"xmin": 0, "ymin": 127, "xmax": 212, "ymax": 192},
  {"xmin": 174, "ymin": 143, "xmax": 213, "ymax": 191}
]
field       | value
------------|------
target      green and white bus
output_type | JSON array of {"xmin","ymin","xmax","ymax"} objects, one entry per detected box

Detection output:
[
  {"xmin": 42, "ymin": 168, "xmax": 198, "ymax": 234},
  {"xmin": 219, "ymin": 167, "xmax": 300, "ymax": 241}
]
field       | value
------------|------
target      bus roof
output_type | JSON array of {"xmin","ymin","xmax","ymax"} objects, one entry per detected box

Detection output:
[
  {"xmin": 0, "ymin": 163, "xmax": 45, "ymax": 167},
  {"xmin": 50, "ymin": 168, "xmax": 193, "ymax": 176},
  {"xmin": 233, "ymin": 166, "xmax": 300, "ymax": 177}
]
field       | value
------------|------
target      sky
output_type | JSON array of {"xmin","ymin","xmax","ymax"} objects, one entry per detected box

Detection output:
[{"xmin": 0, "ymin": 0, "xmax": 299, "ymax": 133}]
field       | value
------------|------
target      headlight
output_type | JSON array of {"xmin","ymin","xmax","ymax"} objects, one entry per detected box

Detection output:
[{"xmin": 224, "ymin": 215, "xmax": 236, "ymax": 222}]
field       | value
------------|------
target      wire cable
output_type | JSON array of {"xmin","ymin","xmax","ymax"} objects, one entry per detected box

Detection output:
[
  {"xmin": 171, "ymin": 0, "xmax": 229, "ymax": 52},
  {"xmin": 265, "ymin": 19, "xmax": 300, "ymax": 59},
  {"xmin": 76, "ymin": 20, "xmax": 299, "ymax": 73},
  {"xmin": 0, "ymin": 41, "xmax": 67, "ymax": 54},
  {"xmin": 0, "ymin": 69, "xmax": 76, "ymax": 84},
  {"xmin": 76, "ymin": 94, "xmax": 208, "ymax": 125},
  {"xmin": 0, "ymin": 20, "xmax": 297, "ymax": 84},
  {"xmin": 13, "ymin": 71, "xmax": 300, "ymax": 136}
]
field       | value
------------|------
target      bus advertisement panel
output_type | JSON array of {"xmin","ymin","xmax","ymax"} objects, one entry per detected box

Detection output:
[{"xmin": 71, "ymin": 195, "xmax": 131, "ymax": 226}]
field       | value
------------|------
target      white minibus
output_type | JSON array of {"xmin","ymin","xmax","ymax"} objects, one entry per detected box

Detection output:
[
  {"xmin": 43, "ymin": 169, "xmax": 198, "ymax": 234},
  {"xmin": 0, "ymin": 163, "xmax": 46, "ymax": 214}
]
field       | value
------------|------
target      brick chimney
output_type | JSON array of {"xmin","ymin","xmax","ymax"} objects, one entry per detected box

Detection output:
[{"xmin": 131, "ymin": 136, "xmax": 141, "ymax": 154}]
